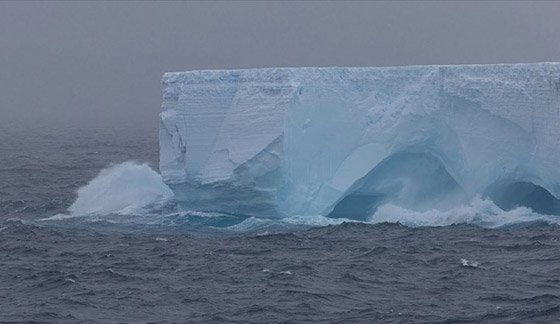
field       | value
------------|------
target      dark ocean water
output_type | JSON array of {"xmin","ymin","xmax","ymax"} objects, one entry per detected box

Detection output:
[{"xmin": 1, "ymin": 127, "xmax": 559, "ymax": 323}]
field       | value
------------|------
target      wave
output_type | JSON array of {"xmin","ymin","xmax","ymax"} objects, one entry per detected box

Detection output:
[
  {"xmin": 225, "ymin": 197, "xmax": 558, "ymax": 232},
  {"xmin": 41, "ymin": 161, "xmax": 173, "ymax": 220},
  {"xmin": 40, "ymin": 162, "xmax": 559, "ymax": 231},
  {"xmin": 369, "ymin": 196, "xmax": 559, "ymax": 229}
]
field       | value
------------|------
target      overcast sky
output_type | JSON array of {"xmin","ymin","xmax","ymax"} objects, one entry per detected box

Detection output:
[{"xmin": 1, "ymin": 1, "xmax": 559, "ymax": 128}]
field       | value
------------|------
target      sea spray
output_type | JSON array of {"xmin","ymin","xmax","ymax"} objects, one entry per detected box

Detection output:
[
  {"xmin": 68, "ymin": 161, "xmax": 173, "ymax": 216},
  {"xmin": 369, "ymin": 195, "xmax": 559, "ymax": 228}
]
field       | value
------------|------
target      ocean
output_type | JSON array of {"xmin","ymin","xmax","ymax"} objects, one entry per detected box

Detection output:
[{"xmin": 0, "ymin": 126, "xmax": 559, "ymax": 323}]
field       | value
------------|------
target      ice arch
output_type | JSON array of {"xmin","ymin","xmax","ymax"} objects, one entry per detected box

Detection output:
[{"xmin": 327, "ymin": 152, "xmax": 465, "ymax": 221}]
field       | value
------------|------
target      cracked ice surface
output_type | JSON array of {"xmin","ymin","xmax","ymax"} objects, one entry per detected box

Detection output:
[{"xmin": 159, "ymin": 63, "xmax": 560, "ymax": 218}]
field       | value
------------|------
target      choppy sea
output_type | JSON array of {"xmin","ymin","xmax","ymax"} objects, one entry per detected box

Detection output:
[{"xmin": 1, "ymin": 126, "xmax": 559, "ymax": 323}]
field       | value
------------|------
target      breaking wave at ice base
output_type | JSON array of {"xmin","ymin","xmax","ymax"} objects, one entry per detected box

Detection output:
[
  {"xmin": 230, "ymin": 196, "xmax": 559, "ymax": 232},
  {"xmin": 41, "ymin": 161, "xmax": 559, "ymax": 232},
  {"xmin": 42, "ymin": 161, "xmax": 174, "ymax": 221}
]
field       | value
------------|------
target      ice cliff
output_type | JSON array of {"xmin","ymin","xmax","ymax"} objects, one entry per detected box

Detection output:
[{"xmin": 159, "ymin": 63, "xmax": 560, "ymax": 219}]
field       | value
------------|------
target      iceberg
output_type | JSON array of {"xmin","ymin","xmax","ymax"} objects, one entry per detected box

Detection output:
[{"xmin": 159, "ymin": 63, "xmax": 560, "ymax": 219}]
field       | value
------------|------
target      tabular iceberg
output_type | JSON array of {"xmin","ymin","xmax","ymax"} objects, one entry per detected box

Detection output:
[{"xmin": 159, "ymin": 63, "xmax": 560, "ymax": 219}]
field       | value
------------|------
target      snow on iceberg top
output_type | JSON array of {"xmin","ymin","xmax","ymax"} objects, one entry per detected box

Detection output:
[
  {"xmin": 162, "ymin": 62, "xmax": 560, "ymax": 83},
  {"xmin": 159, "ymin": 63, "xmax": 560, "ymax": 218}
]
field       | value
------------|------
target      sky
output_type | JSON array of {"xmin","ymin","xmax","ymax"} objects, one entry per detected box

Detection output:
[{"xmin": 1, "ymin": 1, "xmax": 559, "ymax": 128}]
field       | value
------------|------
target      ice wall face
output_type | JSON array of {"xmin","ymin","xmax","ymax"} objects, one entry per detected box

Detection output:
[{"xmin": 160, "ymin": 63, "xmax": 560, "ymax": 218}]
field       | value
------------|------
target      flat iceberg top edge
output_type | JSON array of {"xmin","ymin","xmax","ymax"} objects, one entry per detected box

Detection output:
[
  {"xmin": 162, "ymin": 62, "xmax": 560, "ymax": 84},
  {"xmin": 160, "ymin": 63, "xmax": 560, "ymax": 219}
]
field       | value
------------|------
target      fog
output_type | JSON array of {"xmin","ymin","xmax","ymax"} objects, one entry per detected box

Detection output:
[{"xmin": 1, "ymin": 1, "xmax": 559, "ymax": 128}]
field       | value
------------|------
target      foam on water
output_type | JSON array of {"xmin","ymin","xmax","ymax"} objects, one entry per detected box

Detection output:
[{"xmin": 228, "ymin": 215, "xmax": 358, "ymax": 233}]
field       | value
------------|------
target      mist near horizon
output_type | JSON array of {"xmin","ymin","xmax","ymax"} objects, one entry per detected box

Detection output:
[{"xmin": 1, "ymin": 1, "xmax": 560, "ymax": 128}]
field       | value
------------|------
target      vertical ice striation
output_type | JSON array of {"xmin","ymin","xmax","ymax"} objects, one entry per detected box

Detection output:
[{"xmin": 160, "ymin": 63, "xmax": 560, "ymax": 218}]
